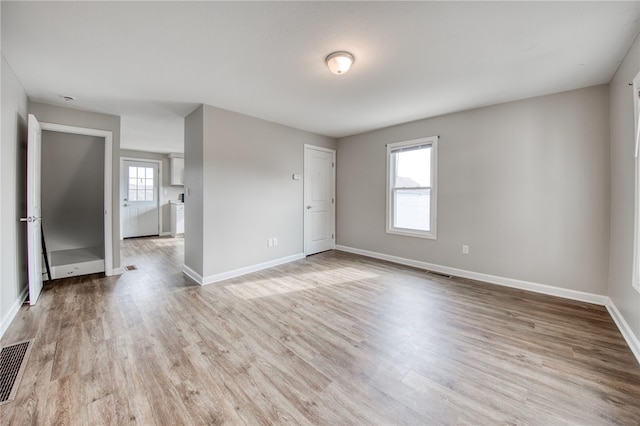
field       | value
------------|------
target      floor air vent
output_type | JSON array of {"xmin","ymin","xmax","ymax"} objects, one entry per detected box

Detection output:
[
  {"xmin": 426, "ymin": 270, "xmax": 453, "ymax": 279},
  {"xmin": 0, "ymin": 339, "xmax": 33, "ymax": 405}
]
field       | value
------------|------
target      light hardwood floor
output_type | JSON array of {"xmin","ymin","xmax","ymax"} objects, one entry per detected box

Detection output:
[{"xmin": 1, "ymin": 236, "xmax": 639, "ymax": 425}]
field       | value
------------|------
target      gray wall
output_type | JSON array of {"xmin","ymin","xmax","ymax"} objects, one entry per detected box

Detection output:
[
  {"xmin": 1, "ymin": 55, "xmax": 29, "ymax": 337},
  {"xmin": 185, "ymin": 104, "xmax": 336, "ymax": 278},
  {"xmin": 608, "ymin": 34, "xmax": 640, "ymax": 341},
  {"xmin": 184, "ymin": 106, "xmax": 204, "ymax": 275},
  {"xmin": 28, "ymin": 102, "xmax": 121, "ymax": 269},
  {"xmin": 337, "ymin": 85, "xmax": 611, "ymax": 295},
  {"xmin": 41, "ymin": 131, "xmax": 104, "ymax": 252},
  {"xmin": 120, "ymin": 149, "xmax": 184, "ymax": 234}
]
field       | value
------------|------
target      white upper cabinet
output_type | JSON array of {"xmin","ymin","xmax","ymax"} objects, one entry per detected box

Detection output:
[{"xmin": 169, "ymin": 154, "xmax": 184, "ymax": 186}]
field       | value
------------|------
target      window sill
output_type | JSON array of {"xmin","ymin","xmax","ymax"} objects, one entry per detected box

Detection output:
[{"xmin": 386, "ymin": 228, "xmax": 437, "ymax": 240}]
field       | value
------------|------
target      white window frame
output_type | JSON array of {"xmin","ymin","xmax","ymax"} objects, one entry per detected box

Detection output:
[
  {"xmin": 127, "ymin": 165, "xmax": 155, "ymax": 202},
  {"xmin": 632, "ymin": 72, "xmax": 640, "ymax": 293},
  {"xmin": 386, "ymin": 136, "xmax": 438, "ymax": 239}
]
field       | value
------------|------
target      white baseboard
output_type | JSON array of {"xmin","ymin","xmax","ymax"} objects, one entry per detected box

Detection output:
[
  {"xmin": 606, "ymin": 299, "xmax": 640, "ymax": 365},
  {"xmin": 336, "ymin": 245, "xmax": 608, "ymax": 305},
  {"xmin": 0, "ymin": 286, "xmax": 28, "ymax": 340},
  {"xmin": 106, "ymin": 267, "xmax": 125, "ymax": 276},
  {"xmin": 183, "ymin": 253, "xmax": 306, "ymax": 286},
  {"xmin": 160, "ymin": 231, "xmax": 171, "ymax": 237},
  {"xmin": 182, "ymin": 264, "xmax": 203, "ymax": 284}
]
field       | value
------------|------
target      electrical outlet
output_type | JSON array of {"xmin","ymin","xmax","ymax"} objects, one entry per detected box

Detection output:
[
  {"xmin": 268, "ymin": 238, "xmax": 273, "ymax": 247},
  {"xmin": 462, "ymin": 245, "xmax": 470, "ymax": 254},
  {"xmin": 273, "ymin": 238, "xmax": 278, "ymax": 246}
]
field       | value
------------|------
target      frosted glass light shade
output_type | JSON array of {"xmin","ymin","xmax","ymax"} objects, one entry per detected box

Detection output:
[{"xmin": 326, "ymin": 51, "xmax": 354, "ymax": 75}]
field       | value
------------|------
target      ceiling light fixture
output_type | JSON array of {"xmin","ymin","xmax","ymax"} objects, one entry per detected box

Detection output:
[{"xmin": 325, "ymin": 51, "xmax": 354, "ymax": 75}]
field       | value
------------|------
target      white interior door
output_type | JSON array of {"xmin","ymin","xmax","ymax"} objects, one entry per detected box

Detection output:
[
  {"xmin": 122, "ymin": 160, "xmax": 159, "ymax": 238},
  {"xmin": 304, "ymin": 145, "xmax": 336, "ymax": 255},
  {"xmin": 25, "ymin": 114, "xmax": 44, "ymax": 305}
]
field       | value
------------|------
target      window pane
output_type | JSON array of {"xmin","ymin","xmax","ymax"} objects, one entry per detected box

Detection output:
[
  {"xmin": 127, "ymin": 166, "xmax": 156, "ymax": 202},
  {"xmin": 393, "ymin": 146, "xmax": 431, "ymax": 187},
  {"xmin": 394, "ymin": 188, "xmax": 430, "ymax": 231}
]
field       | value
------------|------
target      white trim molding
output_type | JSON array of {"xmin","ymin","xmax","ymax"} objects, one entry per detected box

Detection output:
[
  {"xmin": 0, "ymin": 286, "xmax": 28, "ymax": 339},
  {"xmin": 632, "ymin": 71, "xmax": 640, "ymax": 294},
  {"xmin": 40, "ymin": 122, "xmax": 115, "ymax": 276},
  {"xmin": 107, "ymin": 267, "xmax": 125, "ymax": 276},
  {"xmin": 183, "ymin": 253, "xmax": 305, "ymax": 286},
  {"xmin": 606, "ymin": 299, "xmax": 640, "ymax": 365},
  {"xmin": 182, "ymin": 264, "xmax": 204, "ymax": 285},
  {"xmin": 336, "ymin": 245, "xmax": 607, "ymax": 305},
  {"xmin": 386, "ymin": 136, "xmax": 439, "ymax": 240}
]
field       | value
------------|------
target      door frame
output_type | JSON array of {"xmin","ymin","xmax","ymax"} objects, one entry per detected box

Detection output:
[
  {"xmin": 303, "ymin": 144, "xmax": 336, "ymax": 255},
  {"xmin": 26, "ymin": 115, "xmax": 43, "ymax": 305},
  {"xmin": 40, "ymin": 122, "xmax": 114, "ymax": 275},
  {"xmin": 119, "ymin": 157, "xmax": 164, "ymax": 239},
  {"xmin": 632, "ymin": 71, "xmax": 640, "ymax": 293}
]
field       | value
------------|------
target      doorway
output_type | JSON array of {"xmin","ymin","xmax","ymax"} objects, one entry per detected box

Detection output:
[
  {"xmin": 121, "ymin": 159, "xmax": 161, "ymax": 238},
  {"xmin": 34, "ymin": 121, "xmax": 113, "ymax": 287},
  {"xmin": 304, "ymin": 145, "xmax": 336, "ymax": 255}
]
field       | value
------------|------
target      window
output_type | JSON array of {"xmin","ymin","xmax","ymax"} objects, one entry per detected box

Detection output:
[
  {"xmin": 128, "ymin": 166, "xmax": 154, "ymax": 202},
  {"xmin": 386, "ymin": 136, "xmax": 438, "ymax": 239},
  {"xmin": 633, "ymin": 72, "xmax": 640, "ymax": 293}
]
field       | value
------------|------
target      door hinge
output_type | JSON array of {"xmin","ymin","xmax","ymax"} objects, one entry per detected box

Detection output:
[
  {"xmin": 332, "ymin": 234, "xmax": 334, "ymax": 240},
  {"xmin": 332, "ymin": 198, "xmax": 334, "ymax": 204},
  {"xmin": 332, "ymin": 162, "xmax": 335, "ymax": 168}
]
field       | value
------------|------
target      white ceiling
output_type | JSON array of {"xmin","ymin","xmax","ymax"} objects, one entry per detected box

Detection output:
[{"xmin": 2, "ymin": 1, "xmax": 639, "ymax": 153}]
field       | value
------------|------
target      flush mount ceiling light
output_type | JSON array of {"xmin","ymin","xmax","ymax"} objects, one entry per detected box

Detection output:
[{"xmin": 325, "ymin": 51, "xmax": 354, "ymax": 75}]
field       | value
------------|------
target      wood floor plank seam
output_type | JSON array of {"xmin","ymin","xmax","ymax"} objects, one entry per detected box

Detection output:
[{"xmin": 1, "ymin": 236, "xmax": 639, "ymax": 425}]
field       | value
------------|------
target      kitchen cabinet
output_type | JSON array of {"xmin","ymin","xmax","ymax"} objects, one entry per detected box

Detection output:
[
  {"xmin": 169, "ymin": 154, "xmax": 184, "ymax": 186},
  {"xmin": 171, "ymin": 202, "xmax": 184, "ymax": 237}
]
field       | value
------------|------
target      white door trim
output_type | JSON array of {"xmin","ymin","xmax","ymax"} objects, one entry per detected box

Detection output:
[
  {"xmin": 120, "ymin": 157, "xmax": 163, "ymax": 239},
  {"xmin": 26, "ymin": 115, "xmax": 43, "ymax": 305},
  {"xmin": 632, "ymin": 71, "xmax": 640, "ymax": 293},
  {"xmin": 39, "ymin": 122, "xmax": 115, "ymax": 276},
  {"xmin": 303, "ymin": 144, "xmax": 336, "ymax": 255}
]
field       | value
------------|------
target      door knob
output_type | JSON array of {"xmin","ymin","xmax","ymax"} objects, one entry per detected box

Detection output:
[{"xmin": 306, "ymin": 205, "xmax": 312, "ymax": 209}]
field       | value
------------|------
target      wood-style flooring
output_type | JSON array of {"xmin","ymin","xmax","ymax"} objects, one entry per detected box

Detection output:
[{"xmin": 1, "ymin": 236, "xmax": 639, "ymax": 425}]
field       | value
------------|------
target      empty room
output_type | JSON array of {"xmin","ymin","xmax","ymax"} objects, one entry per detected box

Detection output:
[{"xmin": 1, "ymin": 1, "xmax": 640, "ymax": 424}]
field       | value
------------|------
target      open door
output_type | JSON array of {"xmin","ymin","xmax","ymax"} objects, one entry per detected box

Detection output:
[{"xmin": 24, "ymin": 114, "xmax": 44, "ymax": 305}]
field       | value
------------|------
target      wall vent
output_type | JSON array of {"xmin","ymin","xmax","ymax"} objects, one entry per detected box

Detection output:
[
  {"xmin": 0, "ymin": 339, "xmax": 33, "ymax": 405},
  {"xmin": 425, "ymin": 270, "xmax": 453, "ymax": 279}
]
